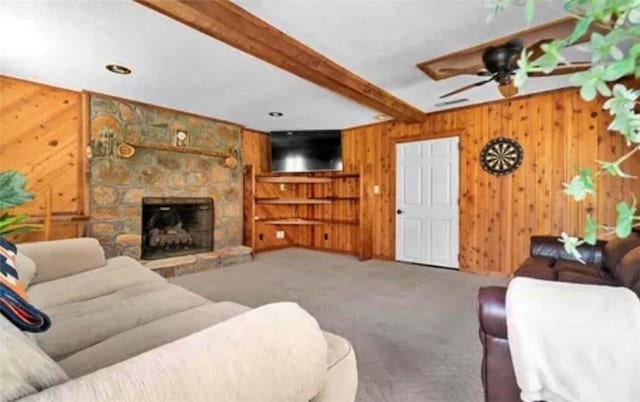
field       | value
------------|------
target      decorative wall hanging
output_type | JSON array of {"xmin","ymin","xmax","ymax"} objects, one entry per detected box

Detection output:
[
  {"xmin": 480, "ymin": 137, "xmax": 523, "ymax": 176},
  {"xmin": 173, "ymin": 129, "xmax": 189, "ymax": 147}
]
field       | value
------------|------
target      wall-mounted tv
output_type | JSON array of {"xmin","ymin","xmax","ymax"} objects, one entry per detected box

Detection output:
[{"xmin": 270, "ymin": 130, "xmax": 342, "ymax": 173}]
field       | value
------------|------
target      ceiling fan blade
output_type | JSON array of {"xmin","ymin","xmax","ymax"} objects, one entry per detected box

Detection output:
[
  {"xmin": 439, "ymin": 77, "xmax": 495, "ymax": 99},
  {"xmin": 528, "ymin": 62, "xmax": 591, "ymax": 77},
  {"xmin": 438, "ymin": 66, "xmax": 491, "ymax": 76},
  {"xmin": 498, "ymin": 82, "xmax": 518, "ymax": 98}
]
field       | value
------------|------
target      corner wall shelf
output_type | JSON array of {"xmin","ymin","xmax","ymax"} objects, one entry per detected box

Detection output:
[{"xmin": 256, "ymin": 198, "xmax": 332, "ymax": 205}]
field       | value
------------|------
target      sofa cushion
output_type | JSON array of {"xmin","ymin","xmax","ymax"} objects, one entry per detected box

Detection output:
[
  {"xmin": 519, "ymin": 256, "xmax": 555, "ymax": 269},
  {"xmin": 0, "ymin": 314, "xmax": 68, "ymax": 402},
  {"xmin": 28, "ymin": 256, "xmax": 164, "ymax": 309},
  {"xmin": 616, "ymin": 247, "xmax": 640, "ymax": 295},
  {"xmin": 556, "ymin": 270, "xmax": 617, "ymax": 285},
  {"xmin": 35, "ymin": 282, "xmax": 210, "ymax": 360},
  {"xmin": 59, "ymin": 301, "xmax": 251, "ymax": 378},
  {"xmin": 312, "ymin": 332, "xmax": 357, "ymax": 402},
  {"xmin": 16, "ymin": 253, "xmax": 37, "ymax": 289},
  {"xmin": 19, "ymin": 238, "xmax": 107, "ymax": 285},
  {"xmin": 514, "ymin": 264, "xmax": 556, "ymax": 281},
  {"xmin": 552, "ymin": 260, "xmax": 612, "ymax": 280},
  {"xmin": 604, "ymin": 233, "xmax": 640, "ymax": 276}
]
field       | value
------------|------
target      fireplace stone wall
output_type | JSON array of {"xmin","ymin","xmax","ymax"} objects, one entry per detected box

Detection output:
[{"xmin": 88, "ymin": 94, "xmax": 242, "ymax": 259}]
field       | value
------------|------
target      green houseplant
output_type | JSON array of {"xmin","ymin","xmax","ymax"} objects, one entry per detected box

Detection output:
[
  {"xmin": 0, "ymin": 170, "xmax": 35, "ymax": 236},
  {"xmin": 491, "ymin": 0, "xmax": 640, "ymax": 260}
]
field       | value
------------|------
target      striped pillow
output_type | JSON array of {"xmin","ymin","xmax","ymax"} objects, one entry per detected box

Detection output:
[
  {"xmin": 0, "ymin": 237, "xmax": 27, "ymax": 300},
  {"xmin": 0, "ymin": 237, "xmax": 50, "ymax": 332}
]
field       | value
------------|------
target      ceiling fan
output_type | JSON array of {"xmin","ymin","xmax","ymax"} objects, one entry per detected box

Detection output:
[{"xmin": 438, "ymin": 39, "xmax": 591, "ymax": 99}]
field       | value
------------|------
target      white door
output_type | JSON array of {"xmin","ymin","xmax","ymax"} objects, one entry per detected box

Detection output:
[{"xmin": 395, "ymin": 137, "xmax": 459, "ymax": 268}]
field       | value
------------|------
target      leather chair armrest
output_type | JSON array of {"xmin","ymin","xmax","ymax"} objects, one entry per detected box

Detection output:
[{"xmin": 477, "ymin": 286, "xmax": 508, "ymax": 340}]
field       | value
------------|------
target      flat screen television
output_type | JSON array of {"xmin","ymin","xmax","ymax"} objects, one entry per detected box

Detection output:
[{"xmin": 270, "ymin": 130, "xmax": 342, "ymax": 173}]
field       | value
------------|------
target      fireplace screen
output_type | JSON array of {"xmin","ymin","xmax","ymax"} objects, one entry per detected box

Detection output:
[{"xmin": 141, "ymin": 197, "xmax": 213, "ymax": 260}]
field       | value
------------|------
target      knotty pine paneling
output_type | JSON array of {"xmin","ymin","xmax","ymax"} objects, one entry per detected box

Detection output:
[
  {"xmin": 343, "ymin": 87, "xmax": 640, "ymax": 276},
  {"xmin": 241, "ymin": 129, "xmax": 270, "ymax": 173},
  {"xmin": 0, "ymin": 76, "xmax": 85, "ymax": 216}
]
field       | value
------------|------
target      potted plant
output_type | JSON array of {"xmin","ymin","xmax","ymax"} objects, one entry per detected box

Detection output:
[
  {"xmin": 0, "ymin": 170, "xmax": 35, "ymax": 236},
  {"xmin": 492, "ymin": 0, "xmax": 640, "ymax": 260}
]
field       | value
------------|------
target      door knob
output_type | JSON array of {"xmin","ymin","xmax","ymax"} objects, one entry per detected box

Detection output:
[{"xmin": 396, "ymin": 209, "xmax": 404, "ymax": 215}]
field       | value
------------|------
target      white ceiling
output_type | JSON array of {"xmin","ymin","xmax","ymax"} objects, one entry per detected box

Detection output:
[{"xmin": 1, "ymin": 0, "xmax": 577, "ymax": 131}]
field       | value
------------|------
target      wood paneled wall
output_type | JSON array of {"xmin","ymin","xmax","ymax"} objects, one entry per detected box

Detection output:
[
  {"xmin": 0, "ymin": 76, "xmax": 86, "ymax": 216},
  {"xmin": 343, "ymin": 87, "xmax": 640, "ymax": 275},
  {"xmin": 241, "ymin": 129, "xmax": 270, "ymax": 173}
]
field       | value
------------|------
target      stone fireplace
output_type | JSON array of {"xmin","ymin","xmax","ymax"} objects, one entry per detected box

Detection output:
[
  {"xmin": 88, "ymin": 93, "xmax": 244, "ymax": 262},
  {"xmin": 141, "ymin": 197, "xmax": 213, "ymax": 260}
]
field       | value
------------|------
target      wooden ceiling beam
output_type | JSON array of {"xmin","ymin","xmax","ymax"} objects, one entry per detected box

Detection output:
[{"xmin": 134, "ymin": 0, "xmax": 425, "ymax": 123}]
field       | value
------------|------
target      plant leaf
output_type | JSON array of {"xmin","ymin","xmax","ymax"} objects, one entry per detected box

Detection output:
[
  {"xmin": 0, "ymin": 225, "xmax": 37, "ymax": 236},
  {"xmin": 584, "ymin": 215, "xmax": 598, "ymax": 245},
  {"xmin": 616, "ymin": 199, "xmax": 637, "ymax": 238},
  {"xmin": 563, "ymin": 169, "xmax": 595, "ymax": 201},
  {"xmin": 559, "ymin": 232, "xmax": 586, "ymax": 263},
  {"xmin": 524, "ymin": 0, "xmax": 536, "ymax": 25},
  {"xmin": 0, "ymin": 171, "xmax": 34, "ymax": 209}
]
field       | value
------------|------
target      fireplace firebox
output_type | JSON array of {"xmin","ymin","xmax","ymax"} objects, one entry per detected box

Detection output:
[{"xmin": 141, "ymin": 197, "xmax": 213, "ymax": 260}]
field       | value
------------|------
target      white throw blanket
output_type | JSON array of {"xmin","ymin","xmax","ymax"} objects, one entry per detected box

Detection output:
[{"xmin": 507, "ymin": 277, "xmax": 640, "ymax": 402}]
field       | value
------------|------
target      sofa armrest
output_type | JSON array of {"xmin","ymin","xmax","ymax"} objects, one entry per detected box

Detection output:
[
  {"xmin": 18, "ymin": 238, "xmax": 108, "ymax": 285},
  {"xmin": 19, "ymin": 303, "xmax": 328, "ymax": 402},
  {"xmin": 478, "ymin": 286, "xmax": 508, "ymax": 339},
  {"xmin": 530, "ymin": 235, "xmax": 606, "ymax": 265},
  {"xmin": 477, "ymin": 286, "xmax": 521, "ymax": 402}
]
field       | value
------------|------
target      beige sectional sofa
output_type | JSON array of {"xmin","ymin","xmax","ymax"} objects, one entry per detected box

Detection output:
[{"xmin": 1, "ymin": 238, "xmax": 357, "ymax": 402}]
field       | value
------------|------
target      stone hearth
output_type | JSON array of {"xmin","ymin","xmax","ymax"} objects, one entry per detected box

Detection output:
[{"xmin": 143, "ymin": 246, "xmax": 252, "ymax": 278}]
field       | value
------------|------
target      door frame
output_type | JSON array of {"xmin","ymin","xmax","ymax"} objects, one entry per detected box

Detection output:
[{"xmin": 389, "ymin": 129, "xmax": 465, "ymax": 266}]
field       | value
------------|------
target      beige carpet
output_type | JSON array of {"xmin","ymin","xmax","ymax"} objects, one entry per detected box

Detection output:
[{"xmin": 171, "ymin": 248, "xmax": 507, "ymax": 402}]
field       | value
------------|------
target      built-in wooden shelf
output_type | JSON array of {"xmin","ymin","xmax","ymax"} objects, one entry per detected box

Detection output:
[
  {"xmin": 256, "ymin": 176, "xmax": 332, "ymax": 184},
  {"xmin": 323, "ymin": 196, "xmax": 359, "ymax": 200},
  {"xmin": 244, "ymin": 169, "xmax": 369, "ymax": 260},
  {"xmin": 260, "ymin": 218, "xmax": 324, "ymax": 225},
  {"xmin": 256, "ymin": 217, "xmax": 359, "ymax": 225},
  {"xmin": 256, "ymin": 198, "xmax": 331, "ymax": 205}
]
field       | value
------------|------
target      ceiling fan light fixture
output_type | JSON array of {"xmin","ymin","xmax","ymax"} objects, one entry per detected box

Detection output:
[
  {"xmin": 105, "ymin": 64, "xmax": 132, "ymax": 75},
  {"xmin": 374, "ymin": 114, "xmax": 389, "ymax": 121}
]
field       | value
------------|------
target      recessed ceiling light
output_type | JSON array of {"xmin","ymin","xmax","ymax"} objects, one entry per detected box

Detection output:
[
  {"xmin": 374, "ymin": 114, "xmax": 389, "ymax": 121},
  {"xmin": 268, "ymin": 112, "xmax": 283, "ymax": 117},
  {"xmin": 105, "ymin": 64, "xmax": 132, "ymax": 75}
]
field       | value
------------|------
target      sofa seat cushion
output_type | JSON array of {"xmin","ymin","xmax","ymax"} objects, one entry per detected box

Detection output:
[
  {"xmin": 514, "ymin": 265, "xmax": 556, "ymax": 281},
  {"xmin": 27, "ymin": 256, "xmax": 164, "ymax": 308},
  {"xmin": 520, "ymin": 256, "xmax": 555, "ymax": 269},
  {"xmin": 556, "ymin": 270, "xmax": 618, "ymax": 285},
  {"xmin": 553, "ymin": 259, "xmax": 612, "ymax": 280},
  {"xmin": 58, "ymin": 301, "xmax": 250, "ymax": 378},
  {"xmin": 35, "ymin": 282, "xmax": 210, "ymax": 360}
]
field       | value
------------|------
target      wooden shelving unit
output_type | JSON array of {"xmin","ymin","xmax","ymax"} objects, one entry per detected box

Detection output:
[
  {"xmin": 244, "ymin": 170, "xmax": 369, "ymax": 260},
  {"xmin": 256, "ymin": 176, "xmax": 332, "ymax": 184},
  {"xmin": 256, "ymin": 198, "xmax": 331, "ymax": 205}
]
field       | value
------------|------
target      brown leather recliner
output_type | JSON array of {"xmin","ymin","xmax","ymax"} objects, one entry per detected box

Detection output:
[{"xmin": 477, "ymin": 233, "xmax": 640, "ymax": 402}]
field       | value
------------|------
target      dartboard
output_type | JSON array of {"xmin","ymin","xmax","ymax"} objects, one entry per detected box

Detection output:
[{"xmin": 480, "ymin": 137, "xmax": 523, "ymax": 176}]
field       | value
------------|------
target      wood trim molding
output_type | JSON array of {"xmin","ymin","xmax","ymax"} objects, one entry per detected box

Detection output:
[
  {"xmin": 134, "ymin": 0, "xmax": 425, "ymax": 123},
  {"xmin": 80, "ymin": 92, "xmax": 91, "ymax": 215}
]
